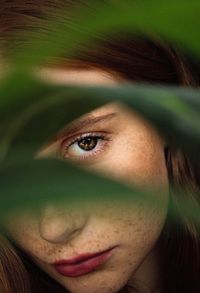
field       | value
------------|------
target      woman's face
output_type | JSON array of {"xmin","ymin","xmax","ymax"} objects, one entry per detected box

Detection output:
[{"xmin": 4, "ymin": 69, "xmax": 169, "ymax": 293}]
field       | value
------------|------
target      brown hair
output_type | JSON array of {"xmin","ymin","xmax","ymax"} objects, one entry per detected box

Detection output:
[{"xmin": 0, "ymin": 1, "xmax": 200, "ymax": 293}]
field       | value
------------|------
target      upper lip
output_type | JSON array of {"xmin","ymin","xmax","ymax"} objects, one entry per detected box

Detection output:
[{"xmin": 53, "ymin": 246, "xmax": 116, "ymax": 265}]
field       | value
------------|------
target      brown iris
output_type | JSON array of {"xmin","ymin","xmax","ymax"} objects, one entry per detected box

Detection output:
[{"xmin": 78, "ymin": 137, "xmax": 98, "ymax": 151}]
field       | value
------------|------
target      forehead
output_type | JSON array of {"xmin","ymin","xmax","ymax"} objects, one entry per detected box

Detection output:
[
  {"xmin": 36, "ymin": 68, "xmax": 120, "ymax": 86},
  {"xmin": 35, "ymin": 67, "xmax": 124, "ymax": 117}
]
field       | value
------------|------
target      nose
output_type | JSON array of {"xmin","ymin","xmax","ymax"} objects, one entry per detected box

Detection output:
[{"xmin": 38, "ymin": 203, "xmax": 88, "ymax": 243}]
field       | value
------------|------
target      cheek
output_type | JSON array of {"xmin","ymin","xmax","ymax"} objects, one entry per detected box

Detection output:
[
  {"xmin": 4, "ymin": 213, "xmax": 51, "ymax": 261},
  {"xmin": 88, "ymin": 130, "xmax": 169, "ymax": 193},
  {"xmin": 83, "ymin": 194, "xmax": 168, "ymax": 266},
  {"xmin": 54, "ymin": 203, "xmax": 167, "ymax": 293},
  {"xmin": 101, "ymin": 199, "xmax": 168, "ymax": 286}
]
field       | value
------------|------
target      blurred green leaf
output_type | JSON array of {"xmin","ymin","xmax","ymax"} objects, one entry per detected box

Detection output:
[
  {"xmin": 1, "ymin": 80, "xmax": 200, "ymax": 161},
  {"xmin": 0, "ymin": 0, "xmax": 200, "ymax": 230},
  {"xmin": 1, "ymin": 157, "xmax": 200, "ymax": 227},
  {"xmin": 9, "ymin": 0, "xmax": 200, "ymax": 67},
  {"xmin": 0, "ymin": 158, "xmax": 144, "ymax": 218}
]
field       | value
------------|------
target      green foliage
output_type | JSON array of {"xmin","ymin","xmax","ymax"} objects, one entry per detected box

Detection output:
[
  {"xmin": 0, "ymin": 1, "xmax": 200, "ymax": 224},
  {"xmin": 11, "ymin": 0, "xmax": 200, "ymax": 66}
]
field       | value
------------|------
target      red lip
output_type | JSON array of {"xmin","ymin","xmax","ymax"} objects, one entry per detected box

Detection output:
[{"xmin": 53, "ymin": 246, "xmax": 116, "ymax": 277}]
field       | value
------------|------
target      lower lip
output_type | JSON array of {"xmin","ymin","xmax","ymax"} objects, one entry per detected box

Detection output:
[{"xmin": 53, "ymin": 248, "xmax": 115, "ymax": 277}]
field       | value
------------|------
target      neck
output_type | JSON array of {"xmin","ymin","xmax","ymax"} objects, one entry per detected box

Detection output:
[{"xmin": 126, "ymin": 244, "xmax": 162, "ymax": 293}]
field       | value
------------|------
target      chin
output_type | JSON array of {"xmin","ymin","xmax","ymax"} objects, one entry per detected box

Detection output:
[
  {"xmin": 58, "ymin": 270, "xmax": 128, "ymax": 293},
  {"xmin": 61, "ymin": 282, "xmax": 125, "ymax": 293}
]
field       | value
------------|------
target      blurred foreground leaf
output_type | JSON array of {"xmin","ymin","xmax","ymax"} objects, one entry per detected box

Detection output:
[
  {"xmin": 1, "ymin": 158, "xmax": 200, "ymax": 227},
  {"xmin": 0, "ymin": 158, "xmax": 144, "ymax": 217},
  {"xmin": 0, "ymin": 0, "xmax": 200, "ymax": 229},
  {"xmin": 10, "ymin": 0, "xmax": 200, "ymax": 67},
  {"xmin": 1, "ymin": 78, "xmax": 200, "ymax": 160}
]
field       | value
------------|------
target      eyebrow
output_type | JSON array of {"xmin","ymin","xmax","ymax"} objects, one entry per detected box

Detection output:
[{"xmin": 54, "ymin": 112, "xmax": 118, "ymax": 141}]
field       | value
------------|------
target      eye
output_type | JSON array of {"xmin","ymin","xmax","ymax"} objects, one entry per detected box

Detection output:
[{"xmin": 60, "ymin": 132, "xmax": 111, "ymax": 161}]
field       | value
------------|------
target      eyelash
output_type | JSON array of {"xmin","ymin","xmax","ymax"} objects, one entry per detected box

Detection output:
[{"xmin": 60, "ymin": 132, "xmax": 112, "ymax": 161}]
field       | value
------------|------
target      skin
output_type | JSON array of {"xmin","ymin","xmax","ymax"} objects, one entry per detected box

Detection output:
[{"xmin": 4, "ymin": 69, "xmax": 169, "ymax": 293}]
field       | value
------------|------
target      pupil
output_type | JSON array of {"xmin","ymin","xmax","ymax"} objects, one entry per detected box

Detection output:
[{"xmin": 78, "ymin": 137, "xmax": 98, "ymax": 151}]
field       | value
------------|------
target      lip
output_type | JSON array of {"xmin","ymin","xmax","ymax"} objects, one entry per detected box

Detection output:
[{"xmin": 53, "ymin": 246, "xmax": 116, "ymax": 277}]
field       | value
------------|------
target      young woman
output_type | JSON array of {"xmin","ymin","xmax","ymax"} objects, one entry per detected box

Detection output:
[{"xmin": 0, "ymin": 1, "xmax": 200, "ymax": 293}]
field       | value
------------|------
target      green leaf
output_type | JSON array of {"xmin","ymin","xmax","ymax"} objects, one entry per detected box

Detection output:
[
  {"xmin": 1, "ymin": 158, "xmax": 200, "ymax": 227},
  {"xmin": 1, "ymin": 81, "xmax": 200, "ymax": 161},
  {"xmin": 9, "ymin": 0, "xmax": 200, "ymax": 68},
  {"xmin": 0, "ymin": 158, "xmax": 145, "ymax": 218}
]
